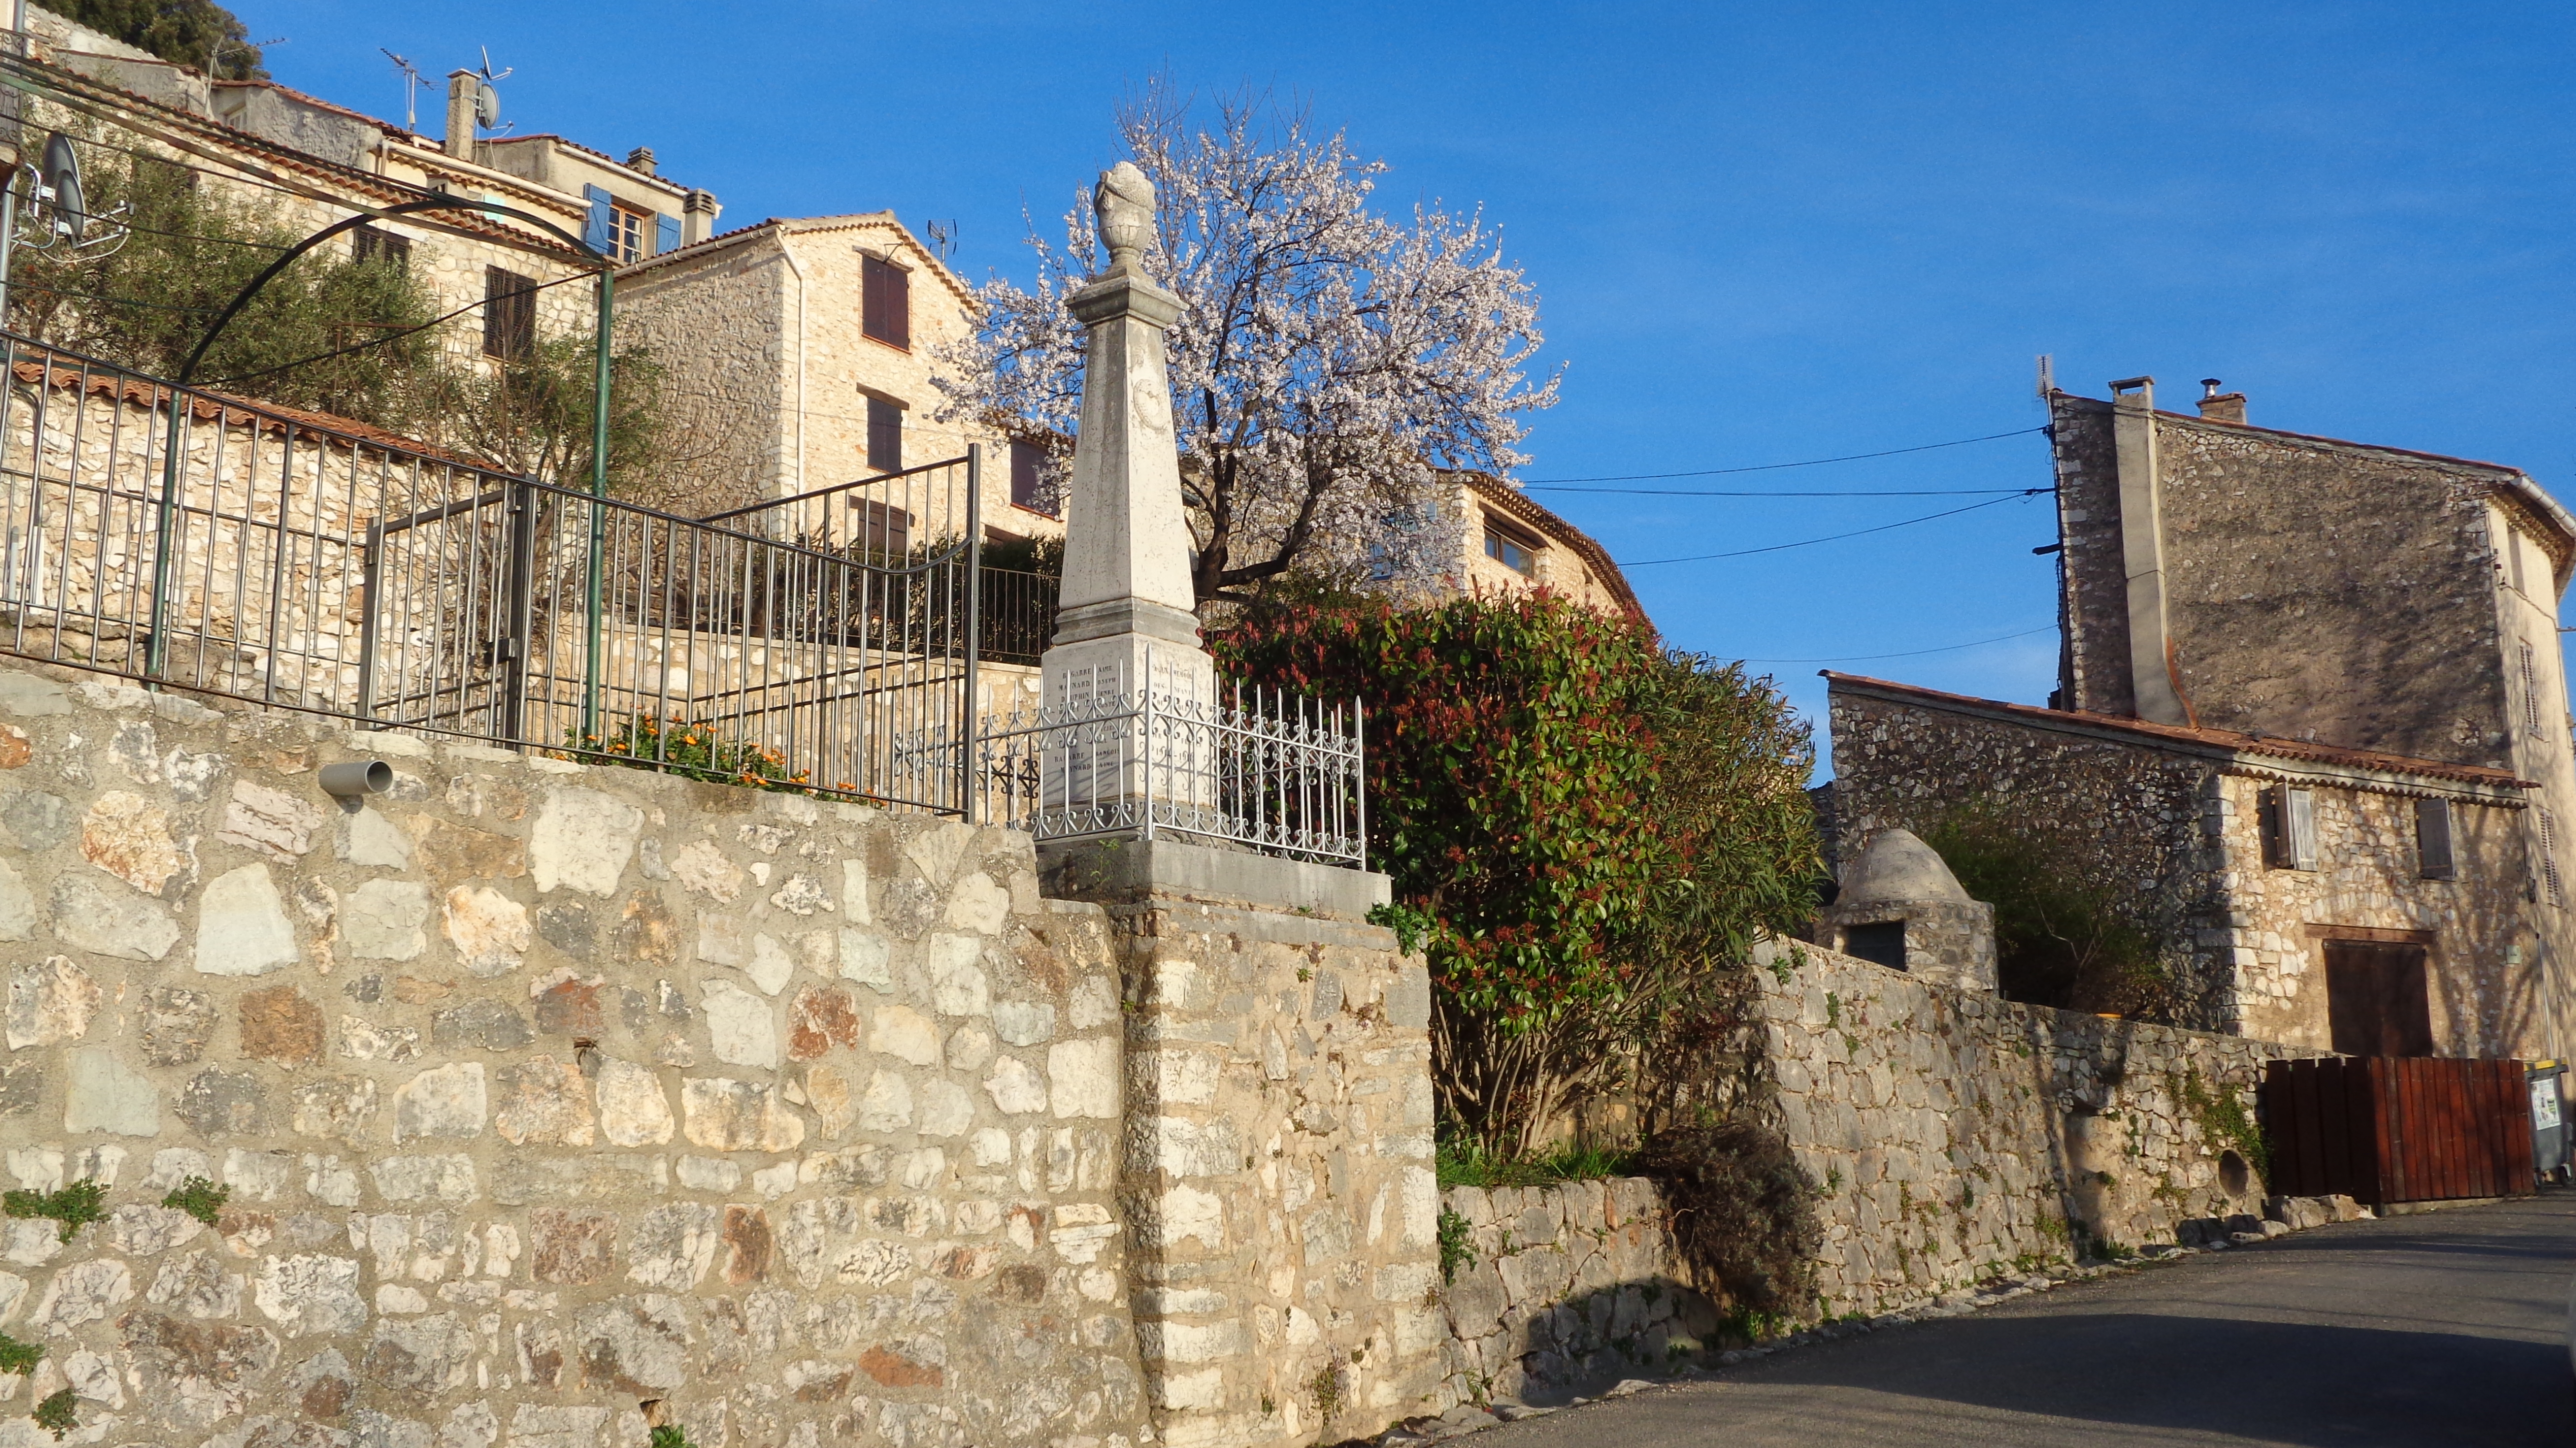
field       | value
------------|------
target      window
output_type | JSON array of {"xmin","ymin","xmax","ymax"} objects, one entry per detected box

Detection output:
[
  {"xmin": 866, "ymin": 395, "xmax": 903, "ymax": 473},
  {"xmin": 1008, "ymin": 439, "xmax": 1056, "ymax": 516},
  {"xmin": 608, "ymin": 202, "xmax": 650, "ymax": 264},
  {"xmin": 1484, "ymin": 514, "xmax": 1540, "ymax": 576},
  {"xmin": 1841, "ymin": 920, "xmax": 1906, "ymax": 972},
  {"xmin": 2544, "ymin": 806, "xmax": 2566, "ymax": 908},
  {"xmin": 482, "ymin": 266, "xmax": 536, "ymax": 359},
  {"xmin": 2415, "ymin": 798, "xmax": 2456, "ymax": 880},
  {"xmin": 848, "ymin": 498, "xmax": 910, "ymax": 558},
  {"xmin": 862, "ymin": 254, "xmax": 910, "ymax": 349},
  {"xmin": 2264, "ymin": 786, "xmax": 2318, "ymax": 871},
  {"xmin": 2322, "ymin": 941, "xmax": 2434, "ymax": 1057},
  {"xmin": 352, "ymin": 224, "xmax": 410, "ymax": 270},
  {"xmin": 2522, "ymin": 641, "xmax": 2546, "ymax": 743}
]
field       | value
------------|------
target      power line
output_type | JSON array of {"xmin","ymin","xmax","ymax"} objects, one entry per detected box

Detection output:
[
  {"xmin": 1528, "ymin": 484, "xmax": 2045, "ymax": 498},
  {"xmin": 200, "ymin": 268, "xmax": 594, "ymax": 385},
  {"xmin": 1620, "ymin": 490, "xmax": 2044, "ymax": 567},
  {"xmin": 1736, "ymin": 624, "xmax": 2056, "ymax": 664},
  {"xmin": 1518, "ymin": 426, "xmax": 2049, "ymax": 486}
]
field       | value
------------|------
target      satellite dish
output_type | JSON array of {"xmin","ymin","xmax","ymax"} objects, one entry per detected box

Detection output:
[
  {"xmin": 474, "ymin": 79, "xmax": 500, "ymax": 130},
  {"xmin": 39, "ymin": 134, "xmax": 84, "ymax": 244}
]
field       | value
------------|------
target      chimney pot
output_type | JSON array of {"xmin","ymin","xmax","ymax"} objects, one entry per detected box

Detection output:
[
  {"xmin": 626, "ymin": 146, "xmax": 656, "ymax": 176},
  {"xmin": 2196, "ymin": 381, "xmax": 2248, "ymax": 426}
]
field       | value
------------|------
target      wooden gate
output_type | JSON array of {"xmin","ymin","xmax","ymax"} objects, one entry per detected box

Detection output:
[{"xmin": 2260, "ymin": 1056, "xmax": 2536, "ymax": 1206}]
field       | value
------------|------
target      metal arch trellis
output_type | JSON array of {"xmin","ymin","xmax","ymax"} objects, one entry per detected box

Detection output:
[{"xmin": 146, "ymin": 196, "xmax": 620, "ymax": 732}]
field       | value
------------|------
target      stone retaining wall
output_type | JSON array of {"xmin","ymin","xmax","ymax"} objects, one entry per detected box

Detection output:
[
  {"xmin": 1758, "ymin": 940, "xmax": 2324, "ymax": 1314},
  {"xmin": 1434, "ymin": 1178, "xmax": 1710, "ymax": 1406},
  {"xmin": 0, "ymin": 664, "xmax": 1150, "ymax": 1448}
]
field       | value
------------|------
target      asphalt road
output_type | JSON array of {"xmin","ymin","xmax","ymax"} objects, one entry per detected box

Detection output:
[{"xmin": 1476, "ymin": 1188, "xmax": 2576, "ymax": 1448}]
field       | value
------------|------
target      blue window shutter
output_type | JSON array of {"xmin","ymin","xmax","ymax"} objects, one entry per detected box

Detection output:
[
  {"xmin": 656, "ymin": 213, "xmax": 680, "ymax": 256},
  {"xmin": 582, "ymin": 184, "xmax": 613, "ymax": 254}
]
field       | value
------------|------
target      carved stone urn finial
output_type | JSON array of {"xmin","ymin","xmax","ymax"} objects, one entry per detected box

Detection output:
[{"xmin": 1094, "ymin": 162, "xmax": 1156, "ymax": 273}]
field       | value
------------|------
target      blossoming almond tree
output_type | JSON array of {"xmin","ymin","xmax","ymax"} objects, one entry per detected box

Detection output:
[{"xmin": 937, "ymin": 89, "xmax": 1560, "ymax": 606}]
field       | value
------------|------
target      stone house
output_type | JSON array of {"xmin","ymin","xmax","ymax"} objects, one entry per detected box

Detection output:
[
  {"xmin": 1828, "ymin": 374, "xmax": 2576, "ymax": 1060},
  {"xmin": 1408, "ymin": 471, "xmax": 1639, "ymax": 616},
  {"xmin": 22, "ymin": 4, "xmax": 719, "ymax": 370}
]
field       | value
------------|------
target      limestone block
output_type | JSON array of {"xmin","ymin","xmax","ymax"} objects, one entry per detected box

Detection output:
[
  {"xmin": 338, "ymin": 808, "xmax": 414, "ymax": 869},
  {"xmin": 701, "ymin": 981, "xmax": 778, "ymax": 1068},
  {"xmin": 6, "ymin": 956, "xmax": 99, "ymax": 1048},
  {"xmin": 51, "ymin": 873, "xmax": 178, "ymax": 960},
  {"xmin": 494, "ymin": 1058, "xmax": 596, "ymax": 1146},
  {"xmin": 252, "ymin": 1252, "xmax": 366, "ymax": 1336},
  {"xmin": 984, "ymin": 1056, "xmax": 1047, "ymax": 1115},
  {"xmin": 344, "ymin": 879, "xmax": 432, "ymax": 961},
  {"xmin": 680, "ymin": 1078, "xmax": 804, "ymax": 1152},
  {"xmin": 530, "ymin": 788, "xmax": 644, "ymax": 897},
  {"xmin": 392, "ymin": 1063, "xmax": 487, "ymax": 1142},
  {"xmin": 66, "ymin": 1046, "xmax": 158, "ymax": 1136},
  {"xmin": 1048, "ymin": 1038, "xmax": 1119, "ymax": 1120},
  {"xmin": 594, "ymin": 1059, "xmax": 675, "ymax": 1147},
  {"xmin": 442, "ymin": 886, "xmax": 530, "ymax": 978},
  {"xmin": 217, "ymin": 780, "xmax": 325, "ymax": 864},
  {"xmin": 82, "ymin": 788, "xmax": 190, "ymax": 894}
]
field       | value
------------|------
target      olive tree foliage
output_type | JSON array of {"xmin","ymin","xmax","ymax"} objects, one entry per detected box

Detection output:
[{"xmin": 936, "ymin": 88, "xmax": 1560, "ymax": 606}]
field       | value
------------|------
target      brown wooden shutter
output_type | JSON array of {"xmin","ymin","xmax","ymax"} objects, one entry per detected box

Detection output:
[{"xmin": 2415, "ymin": 798, "xmax": 2456, "ymax": 880}]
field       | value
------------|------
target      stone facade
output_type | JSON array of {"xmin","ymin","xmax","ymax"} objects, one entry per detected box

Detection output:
[
  {"xmin": 1044, "ymin": 840, "xmax": 1440, "ymax": 1448},
  {"xmin": 2047, "ymin": 380, "xmax": 2576, "ymax": 1056},
  {"xmin": 1420, "ymin": 474, "xmax": 1640, "ymax": 618},
  {"xmin": 1434, "ymin": 1178, "xmax": 1712, "ymax": 1406},
  {"xmin": 1828, "ymin": 674, "xmax": 2546, "ymax": 1056},
  {"xmin": 616, "ymin": 216, "xmax": 1050, "ymax": 540},
  {"xmin": 1758, "ymin": 940, "xmax": 2320, "ymax": 1313},
  {"xmin": 0, "ymin": 662, "xmax": 1152, "ymax": 1448}
]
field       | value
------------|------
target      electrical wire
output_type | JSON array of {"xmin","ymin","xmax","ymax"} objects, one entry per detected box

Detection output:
[
  {"xmin": 1528, "ymin": 484, "xmax": 2046, "ymax": 498},
  {"xmin": 1736, "ymin": 624, "xmax": 2057, "ymax": 664},
  {"xmin": 1620, "ymin": 490, "xmax": 2043, "ymax": 567},
  {"xmin": 198, "ymin": 267, "xmax": 595, "ymax": 385},
  {"xmin": 1518, "ymin": 426, "xmax": 2049, "ymax": 486}
]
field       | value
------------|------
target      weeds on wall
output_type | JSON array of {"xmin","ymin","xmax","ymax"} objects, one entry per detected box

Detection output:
[
  {"xmin": 2, "ymin": 1180, "xmax": 106, "ymax": 1244},
  {"xmin": 572, "ymin": 716, "xmax": 827, "ymax": 796},
  {"xmin": 2172, "ymin": 1069, "xmax": 2270, "ymax": 1182},
  {"xmin": 161, "ymin": 1176, "xmax": 228, "ymax": 1226},
  {"xmin": 32, "ymin": 1388, "xmax": 74, "ymax": 1440}
]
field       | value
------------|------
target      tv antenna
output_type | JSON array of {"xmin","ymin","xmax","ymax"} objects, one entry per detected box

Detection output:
[
  {"xmin": 924, "ymin": 219, "xmax": 957, "ymax": 260},
  {"xmin": 381, "ymin": 50, "xmax": 425, "ymax": 133},
  {"xmin": 2034, "ymin": 353, "xmax": 2055, "ymax": 400},
  {"xmin": 472, "ymin": 48, "xmax": 512, "ymax": 132}
]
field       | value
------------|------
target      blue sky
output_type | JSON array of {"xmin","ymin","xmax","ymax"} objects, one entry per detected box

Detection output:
[{"xmin": 248, "ymin": 2, "xmax": 2576, "ymax": 766}]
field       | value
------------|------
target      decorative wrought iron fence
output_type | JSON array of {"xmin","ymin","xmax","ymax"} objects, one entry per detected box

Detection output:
[
  {"xmin": 0, "ymin": 332, "xmax": 982, "ymax": 814},
  {"xmin": 960, "ymin": 646, "xmax": 1366, "ymax": 866}
]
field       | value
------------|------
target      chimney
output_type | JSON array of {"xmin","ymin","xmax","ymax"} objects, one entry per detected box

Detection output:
[
  {"xmin": 2196, "ymin": 377, "xmax": 2247, "ymax": 425},
  {"xmin": 682, "ymin": 188, "xmax": 720, "ymax": 246},
  {"xmin": 444, "ymin": 70, "xmax": 476, "ymax": 159},
  {"xmin": 626, "ymin": 146, "xmax": 656, "ymax": 176}
]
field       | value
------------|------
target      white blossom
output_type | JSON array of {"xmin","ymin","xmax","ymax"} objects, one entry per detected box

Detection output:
[{"xmin": 936, "ymin": 88, "xmax": 1559, "ymax": 604}]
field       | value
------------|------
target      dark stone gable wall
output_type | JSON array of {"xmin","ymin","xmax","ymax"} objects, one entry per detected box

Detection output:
[{"xmin": 2050, "ymin": 398, "xmax": 2512, "ymax": 768}]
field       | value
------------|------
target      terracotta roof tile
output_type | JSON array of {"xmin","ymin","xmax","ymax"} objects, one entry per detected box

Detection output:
[{"xmin": 1826, "ymin": 670, "xmax": 2534, "ymax": 790}]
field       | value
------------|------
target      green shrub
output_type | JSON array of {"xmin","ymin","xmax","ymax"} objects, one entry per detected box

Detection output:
[
  {"xmin": 32, "ymin": 1388, "xmax": 74, "ymax": 1439},
  {"xmin": 1631, "ymin": 1116, "xmax": 1821, "ymax": 1314},
  {"xmin": 0, "ymin": 1332, "xmax": 38, "ymax": 1375},
  {"xmin": 1920, "ymin": 804, "xmax": 2174, "ymax": 1016},
  {"xmin": 2, "ymin": 1181, "xmax": 106, "ymax": 1244},
  {"xmin": 1437, "ymin": 1208, "xmax": 1476, "ymax": 1284},
  {"xmin": 649, "ymin": 1427, "xmax": 696, "ymax": 1448},
  {"xmin": 162, "ymin": 1176, "xmax": 228, "ymax": 1226}
]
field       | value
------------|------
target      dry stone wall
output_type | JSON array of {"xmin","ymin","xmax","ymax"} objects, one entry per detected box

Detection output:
[
  {"xmin": 1434, "ymin": 1178, "xmax": 1710, "ymax": 1406},
  {"xmin": 0, "ymin": 662, "xmax": 1150, "ymax": 1448},
  {"xmin": 1758, "ymin": 940, "xmax": 2321, "ymax": 1313}
]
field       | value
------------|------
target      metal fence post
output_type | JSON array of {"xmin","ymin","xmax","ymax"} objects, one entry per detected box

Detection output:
[
  {"xmin": 142, "ymin": 385, "xmax": 184, "ymax": 684},
  {"xmin": 962, "ymin": 442, "xmax": 981, "ymax": 823},
  {"xmin": 500, "ymin": 478, "xmax": 536, "ymax": 745},
  {"xmin": 582, "ymin": 267, "xmax": 613, "ymax": 744}
]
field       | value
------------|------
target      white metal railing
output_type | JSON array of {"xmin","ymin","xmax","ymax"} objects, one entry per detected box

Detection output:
[{"xmin": 959, "ymin": 658, "xmax": 1366, "ymax": 866}]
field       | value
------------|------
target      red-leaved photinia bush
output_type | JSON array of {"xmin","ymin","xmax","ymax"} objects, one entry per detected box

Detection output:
[{"xmin": 1216, "ymin": 590, "xmax": 1820, "ymax": 1152}]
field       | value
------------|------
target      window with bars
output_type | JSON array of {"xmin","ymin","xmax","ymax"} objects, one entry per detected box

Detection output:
[
  {"xmin": 866, "ymin": 395, "xmax": 903, "ymax": 473},
  {"xmin": 352, "ymin": 224, "xmax": 410, "ymax": 270},
  {"xmin": 482, "ymin": 266, "xmax": 537, "ymax": 359},
  {"xmin": 2415, "ymin": 798, "xmax": 2456, "ymax": 880},
  {"xmin": 2544, "ymin": 806, "xmax": 2566, "ymax": 908},
  {"xmin": 862, "ymin": 254, "xmax": 911, "ymax": 349}
]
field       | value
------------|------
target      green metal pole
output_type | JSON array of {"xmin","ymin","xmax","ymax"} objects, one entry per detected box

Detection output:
[{"xmin": 582, "ymin": 266, "xmax": 612, "ymax": 743}]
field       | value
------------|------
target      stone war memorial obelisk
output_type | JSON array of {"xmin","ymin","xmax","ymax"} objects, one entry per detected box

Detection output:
[
  {"xmin": 1042, "ymin": 160, "xmax": 1218, "ymax": 718},
  {"xmin": 1030, "ymin": 164, "xmax": 1446, "ymax": 1448}
]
